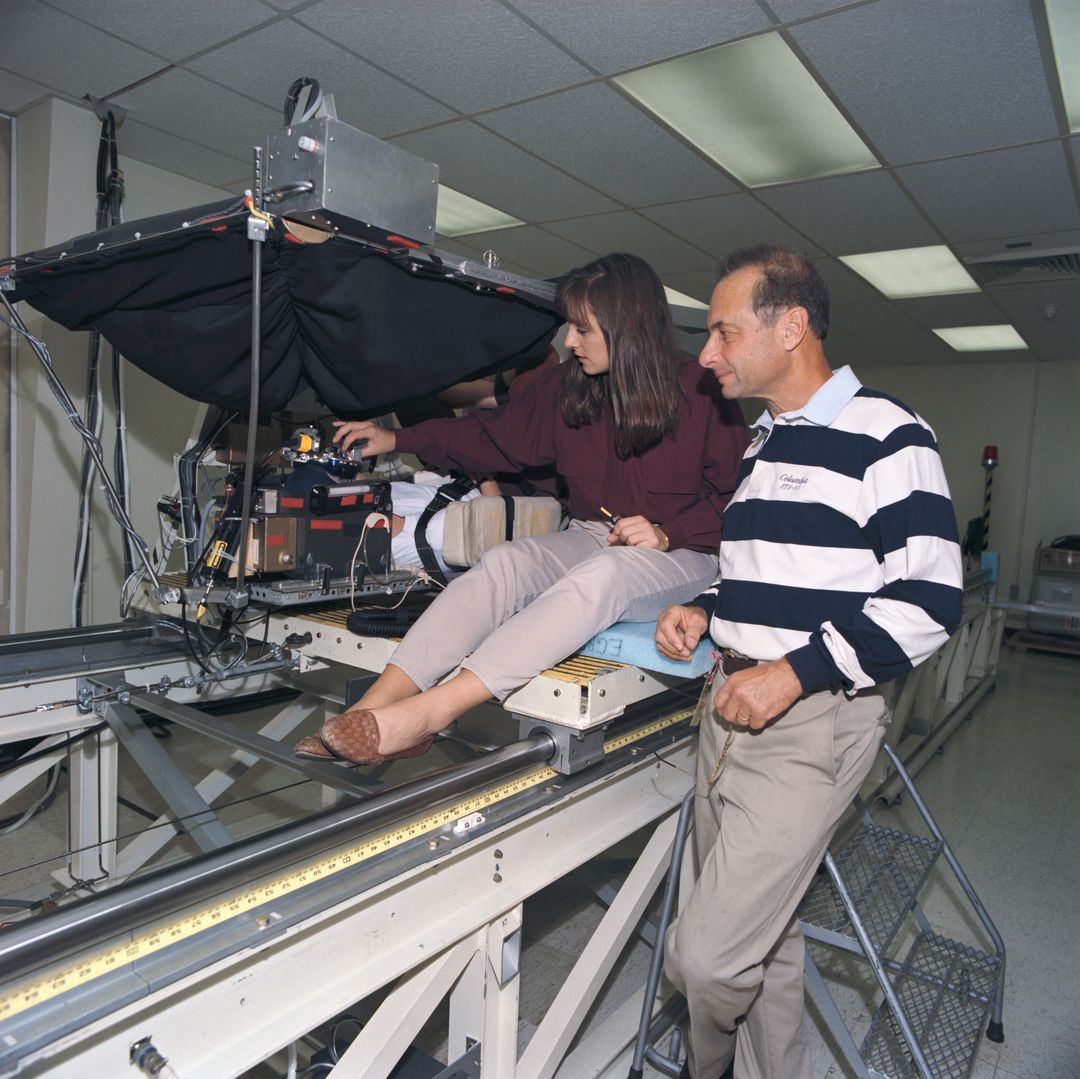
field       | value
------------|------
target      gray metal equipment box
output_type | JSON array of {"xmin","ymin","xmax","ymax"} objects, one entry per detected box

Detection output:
[
  {"xmin": 1027, "ymin": 543, "xmax": 1080, "ymax": 637},
  {"xmin": 266, "ymin": 116, "xmax": 439, "ymax": 246}
]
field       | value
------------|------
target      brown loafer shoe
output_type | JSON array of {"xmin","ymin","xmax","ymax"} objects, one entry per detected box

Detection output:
[
  {"xmin": 293, "ymin": 734, "xmax": 340, "ymax": 761},
  {"xmin": 319, "ymin": 709, "xmax": 434, "ymax": 765}
]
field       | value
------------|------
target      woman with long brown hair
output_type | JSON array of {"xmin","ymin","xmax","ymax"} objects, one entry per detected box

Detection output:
[{"xmin": 295, "ymin": 252, "xmax": 748, "ymax": 764}]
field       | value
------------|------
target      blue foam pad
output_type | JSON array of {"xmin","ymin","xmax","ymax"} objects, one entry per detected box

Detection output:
[{"xmin": 579, "ymin": 620, "xmax": 713, "ymax": 678}]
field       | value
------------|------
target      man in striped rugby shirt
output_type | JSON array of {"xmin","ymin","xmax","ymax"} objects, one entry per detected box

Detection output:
[{"xmin": 657, "ymin": 245, "xmax": 963, "ymax": 1079}]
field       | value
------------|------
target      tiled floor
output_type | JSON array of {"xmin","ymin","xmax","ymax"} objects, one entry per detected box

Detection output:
[{"xmin": 1, "ymin": 645, "xmax": 1077, "ymax": 1076}]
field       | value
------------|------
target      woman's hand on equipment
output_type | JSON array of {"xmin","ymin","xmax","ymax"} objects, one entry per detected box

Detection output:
[
  {"xmin": 607, "ymin": 515, "xmax": 670, "ymax": 550},
  {"xmin": 655, "ymin": 604, "xmax": 708, "ymax": 661},
  {"xmin": 332, "ymin": 420, "xmax": 395, "ymax": 457}
]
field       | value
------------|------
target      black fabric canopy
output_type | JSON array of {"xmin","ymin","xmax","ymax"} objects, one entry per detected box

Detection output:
[{"xmin": 6, "ymin": 201, "xmax": 561, "ymax": 416}]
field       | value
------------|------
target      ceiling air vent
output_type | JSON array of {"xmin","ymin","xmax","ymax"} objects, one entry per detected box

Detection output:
[{"xmin": 964, "ymin": 247, "xmax": 1080, "ymax": 287}]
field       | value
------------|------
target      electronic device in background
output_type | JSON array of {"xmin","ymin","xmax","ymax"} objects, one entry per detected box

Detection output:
[{"xmin": 1027, "ymin": 536, "xmax": 1080, "ymax": 637}]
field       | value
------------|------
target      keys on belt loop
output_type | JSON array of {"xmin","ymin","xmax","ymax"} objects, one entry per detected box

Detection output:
[
  {"xmin": 708, "ymin": 728, "xmax": 737, "ymax": 788},
  {"xmin": 691, "ymin": 651, "xmax": 722, "ymax": 728}
]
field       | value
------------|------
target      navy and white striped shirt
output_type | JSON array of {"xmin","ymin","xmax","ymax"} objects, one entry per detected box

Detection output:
[{"xmin": 693, "ymin": 366, "xmax": 963, "ymax": 693}]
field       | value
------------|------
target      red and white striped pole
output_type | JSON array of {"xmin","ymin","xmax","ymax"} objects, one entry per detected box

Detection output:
[{"xmin": 981, "ymin": 444, "xmax": 999, "ymax": 553}]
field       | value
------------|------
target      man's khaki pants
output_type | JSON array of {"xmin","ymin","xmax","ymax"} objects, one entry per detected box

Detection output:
[{"xmin": 665, "ymin": 672, "xmax": 888, "ymax": 1079}]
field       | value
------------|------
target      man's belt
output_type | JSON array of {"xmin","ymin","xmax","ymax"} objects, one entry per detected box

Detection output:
[{"xmin": 719, "ymin": 648, "xmax": 759, "ymax": 677}]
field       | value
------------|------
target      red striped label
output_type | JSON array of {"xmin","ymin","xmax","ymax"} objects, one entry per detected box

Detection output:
[{"xmin": 310, "ymin": 520, "xmax": 343, "ymax": 531}]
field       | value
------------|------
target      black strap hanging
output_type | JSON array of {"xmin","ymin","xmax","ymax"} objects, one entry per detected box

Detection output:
[{"xmin": 412, "ymin": 476, "xmax": 476, "ymax": 586}]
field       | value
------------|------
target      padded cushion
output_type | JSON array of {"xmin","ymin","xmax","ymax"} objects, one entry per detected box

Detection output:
[
  {"xmin": 442, "ymin": 495, "xmax": 563, "ymax": 567},
  {"xmin": 579, "ymin": 620, "xmax": 714, "ymax": 678}
]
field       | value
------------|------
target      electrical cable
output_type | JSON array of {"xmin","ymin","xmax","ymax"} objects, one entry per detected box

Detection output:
[
  {"xmin": 177, "ymin": 408, "xmax": 236, "ymax": 577},
  {"xmin": 0, "ymin": 307, "xmax": 161, "ymax": 593},
  {"xmin": 0, "ymin": 765, "xmax": 61, "ymax": 834},
  {"xmin": 72, "ymin": 110, "xmax": 128, "ymax": 625},
  {"xmin": 327, "ymin": 1014, "xmax": 365, "ymax": 1063},
  {"xmin": 72, "ymin": 328, "xmax": 103, "ymax": 626},
  {"xmin": 0, "ymin": 725, "xmax": 105, "ymax": 777},
  {"xmin": 112, "ymin": 342, "xmax": 135, "ymax": 579}
]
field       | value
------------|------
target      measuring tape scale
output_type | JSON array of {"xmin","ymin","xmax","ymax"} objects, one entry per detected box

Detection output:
[{"xmin": 0, "ymin": 706, "xmax": 695, "ymax": 1022}]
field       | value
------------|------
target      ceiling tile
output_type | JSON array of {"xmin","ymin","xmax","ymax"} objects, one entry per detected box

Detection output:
[
  {"xmin": 391, "ymin": 121, "xmax": 619, "ymax": 221},
  {"xmin": 661, "ymin": 269, "xmax": 719, "ymax": 306},
  {"xmin": 434, "ymin": 236, "xmax": 537, "ymax": 280},
  {"xmin": 757, "ymin": 170, "xmax": 940, "ymax": 255},
  {"xmin": 897, "ymin": 142, "xmax": 1080, "ymax": 243},
  {"xmin": 1013, "ymin": 323, "xmax": 1080, "ymax": 361},
  {"xmin": 790, "ymin": 0, "xmax": 1060, "ymax": 163},
  {"xmin": 296, "ymin": 0, "xmax": 591, "ymax": 112},
  {"xmin": 640, "ymin": 194, "xmax": 824, "ymax": 260},
  {"xmin": 186, "ymin": 21, "xmax": 454, "ymax": 136},
  {"xmin": 455, "ymin": 225, "xmax": 599, "ymax": 279},
  {"xmin": 47, "ymin": 0, "xmax": 279, "ymax": 63},
  {"xmin": 880, "ymin": 328, "xmax": 966, "ymax": 364},
  {"xmin": 544, "ymin": 211, "xmax": 714, "ymax": 274},
  {"xmin": 112, "ymin": 68, "xmax": 282, "ymax": 160},
  {"xmin": 925, "ymin": 349, "xmax": 1036, "ymax": 365},
  {"xmin": 813, "ymin": 258, "xmax": 885, "ymax": 304},
  {"xmin": 508, "ymin": 0, "xmax": 771, "ymax": 74},
  {"xmin": 985, "ymin": 281, "xmax": 1080, "ymax": 327},
  {"xmin": 480, "ymin": 83, "xmax": 736, "ymax": 206},
  {"xmin": 0, "ymin": 66, "xmax": 52, "ymax": 114},
  {"xmin": 0, "ymin": 0, "xmax": 164, "ymax": 100},
  {"xmin": 895, "ymin": 293, "xmax": 1007, "ymax": 328},
  {"xmin": 767, "ymin": 0, "xmax": 865, "ymax": 19},
  {"xmin": 829, "ymin": 301, "xmax": 923, "ymax": 336},
  {"xmin": 118, "ymin": 119, "xmax": 250, "ymax": 188}
]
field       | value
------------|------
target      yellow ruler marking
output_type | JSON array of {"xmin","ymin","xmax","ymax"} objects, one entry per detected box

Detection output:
[
  {"xmin": 0, "ymin": 706, "xmax": 694, "ymax": 1023},
  {"xmin": 603, "ymin": 708, "xmax": 693, "ymax": 753},
  {"xmin": 0, "ymin": 767, "xmax": 553, "ymax": 1022}
]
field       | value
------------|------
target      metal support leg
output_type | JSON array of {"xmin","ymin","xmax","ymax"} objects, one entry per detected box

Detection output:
[
  {"xmin": 330, "ymin": 936, "xmax": 477, "ymax": 1078},
  {"xmin": 517, "ymin": 800, "xmax": 682, "ymax": 1079},
  {"xmin": 449, "ymin": 905, "xmax": 523, "ymax": 1079},
  {"xmin": 65, "ymin": 726, "xmax": 118, "ymax": 886},
  {"xmin": 89, "ymin": 675, "xmax": 382, "ymax": 796},
  {"xmin": 101, "ymin": 701, "xmax": 234, "ymax": 854},
  {"xmin": 112, "ymin": 694, "xmax": 322, "ymax": 879}
]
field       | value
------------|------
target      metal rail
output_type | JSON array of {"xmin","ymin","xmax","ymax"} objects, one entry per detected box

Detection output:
[{"xmin": 0, "ymin": 732, "xmax": 555, "ymax": 984}]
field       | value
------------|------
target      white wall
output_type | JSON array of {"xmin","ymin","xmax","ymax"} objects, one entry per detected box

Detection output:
[
  {"xmin": 857, "ymin": 359, "xmax": 1080, "ymax": 604},
  {"xmin": 12, "ymin": 97, "xmax": 228, "ymax": 632}
]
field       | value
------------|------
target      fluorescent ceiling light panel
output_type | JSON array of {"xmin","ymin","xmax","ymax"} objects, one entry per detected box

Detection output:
[
  {"xmin": 1046, "ymin": 0, "xmax": 1080, "ymax": 131},
  {"xmin": 436, "ymin": 185, "xmax": 523, "ymax": 237},
  {"xmin": 664, "ymin": 286, "xmax": 709, "ymax": 310},
  {"xmin": 614, "ymin": 33, "xmax": 878, "ymax": 187},
  {"xmin": 932, "ymin": 325, "xmax": 1028, "ymax": 352},
  {"xmin": 839, "ymin": 245, "xmax": 980, "ymax": 298}
]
